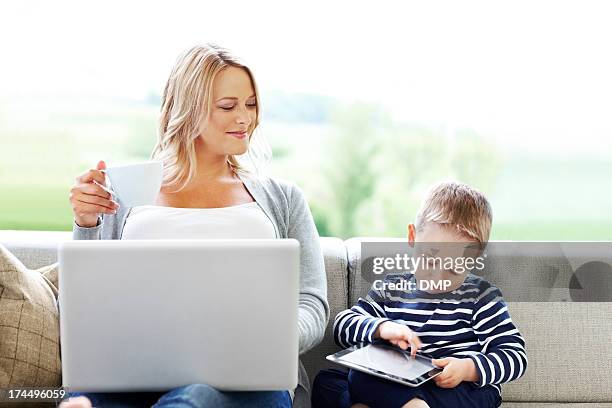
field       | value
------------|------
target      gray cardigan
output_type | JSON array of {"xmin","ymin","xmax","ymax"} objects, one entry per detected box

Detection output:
[{"xmin": 72, "ymin": 172, "xmax": 329, "ymax": 407}]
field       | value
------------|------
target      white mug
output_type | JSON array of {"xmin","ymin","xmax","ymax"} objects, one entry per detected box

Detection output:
[{"xmin": 105, "ymin": 161, "xmax": 163, "ymax": 207}]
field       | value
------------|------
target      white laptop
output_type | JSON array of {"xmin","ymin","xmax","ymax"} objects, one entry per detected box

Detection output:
[{"xmin": 58, "ymin": 239, "xmax": 299, "ymax": 392}]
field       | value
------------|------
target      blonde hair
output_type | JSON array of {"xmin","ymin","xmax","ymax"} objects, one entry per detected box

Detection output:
[
  {"xmin": 415, "ymin": 181, "xmax": 493, "ymax": 250},
  {"xmin": 151, "ymin": 44, "xmax": 269, "ymax": 192}
]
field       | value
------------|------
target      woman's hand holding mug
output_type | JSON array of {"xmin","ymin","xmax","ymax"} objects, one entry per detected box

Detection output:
[{"xmin": 69, "ymin": 160, "xmax": 120, "ymax": 227}]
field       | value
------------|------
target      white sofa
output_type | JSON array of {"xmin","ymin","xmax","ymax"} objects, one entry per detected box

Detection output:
[{"xmin": 2, "ymin": 231, "xmax": 611, "ymax": 407}]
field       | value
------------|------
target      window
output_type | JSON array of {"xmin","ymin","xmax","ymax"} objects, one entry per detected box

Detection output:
[{"xmin": 1, "ymin": 2, "xmax": 610, "ymax": 239}]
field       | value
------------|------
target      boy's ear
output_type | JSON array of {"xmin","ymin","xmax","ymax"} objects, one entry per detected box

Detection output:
[{"xmin": 408, "ymin": 224, "xmax": 416, "ymax": 247}]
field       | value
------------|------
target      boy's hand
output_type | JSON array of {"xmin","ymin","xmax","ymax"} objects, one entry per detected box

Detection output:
[
  {"xmin": 374, "ymin": 321, "xmax": 422, "ymax": 357},
  {"xmin": 432, "ymin": 357, "xmax": 479, "ymax": 388}
]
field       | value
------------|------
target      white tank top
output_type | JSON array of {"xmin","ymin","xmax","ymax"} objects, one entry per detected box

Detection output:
[{"xmin": 121, "ymin": 202, "xmax": 277, "ymax": 240}]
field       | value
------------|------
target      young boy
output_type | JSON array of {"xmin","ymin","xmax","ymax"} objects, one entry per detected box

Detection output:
[{"xmin": 312, "ymin": 181, "xmax": 527, "ymax": 408}]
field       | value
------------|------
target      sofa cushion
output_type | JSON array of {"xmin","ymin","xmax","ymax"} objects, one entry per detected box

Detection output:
[
  {"xmin": 503, "ymin": 302, "xmax": 612, "ymax": 402},
  {"xmin": 0, "ymin": 244, "xmax": 61, "ymax": 390}
]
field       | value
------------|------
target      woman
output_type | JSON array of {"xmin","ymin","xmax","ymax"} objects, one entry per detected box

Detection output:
[{"xmin": 62, "ymin": 44, "xmax": 329, "ymax": 408}]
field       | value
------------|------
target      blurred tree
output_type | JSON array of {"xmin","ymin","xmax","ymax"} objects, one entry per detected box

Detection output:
[
  {"xmin": 124, "ymin": 112, "xmax": 157, "ymax": 159},
  {"xmin": 309, "ymin": 202, "xmax": 333, "ymax": 237},
  {"xmin": 271, "ymin": 144, "xmax": 290, "ymax": 160},
  {"xmin": 449, "ymin": 128, "xmax": 502, "ymax": 194},
  {"xmin": 315, "ymin": 110, "xmax": 502, "ymax": 238},
  {"xmin": 322, "ymin": 103, "xmax": 382, "ymax": 238},
  {"xmin": 356, "ymin": 123, "xmax": 449, "ymax": 236},
  {"xmin": 262, "ymin": 90, "xmax": 333, "ymax": 124}
]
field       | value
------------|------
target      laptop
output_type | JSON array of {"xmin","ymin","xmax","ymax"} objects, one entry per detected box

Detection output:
[{"xmin": 58, "ymin": 239, "xmax": 299, "ymax": 392}]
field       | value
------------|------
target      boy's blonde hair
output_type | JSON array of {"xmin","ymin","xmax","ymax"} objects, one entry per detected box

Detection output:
[{"xmin": 415, "ymin": 181, "xmax": 492, "ymax": 250}]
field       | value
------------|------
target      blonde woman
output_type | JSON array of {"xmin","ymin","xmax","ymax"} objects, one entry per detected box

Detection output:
[{"xmin": 62, "ymin": 44, "xmax": 329, "ymax": 408}]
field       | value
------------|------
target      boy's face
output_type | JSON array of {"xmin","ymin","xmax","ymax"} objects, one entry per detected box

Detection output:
[{"xmin": 409, "ymin": 222, "xmax": 479, "ymax": 294}]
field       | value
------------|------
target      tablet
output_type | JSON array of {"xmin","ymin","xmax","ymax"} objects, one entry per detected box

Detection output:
[{"xmin": 326, "ymin": 342, "xmax": 442, "ymax": 387}]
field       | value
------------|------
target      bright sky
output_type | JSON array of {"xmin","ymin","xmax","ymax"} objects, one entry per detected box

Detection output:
[{"xmin": 1, "ymin": 0, "xmax": 611, "ymax": 154}]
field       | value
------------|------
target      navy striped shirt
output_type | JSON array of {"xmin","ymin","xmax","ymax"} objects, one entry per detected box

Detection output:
[{"xmin": 333, "ymin": 273, "xmax": 528, "ymax": 393}]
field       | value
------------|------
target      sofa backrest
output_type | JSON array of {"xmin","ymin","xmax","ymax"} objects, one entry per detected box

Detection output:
[{"xmin": 0, "ymin": 230, "xmax": 70, "ymax": 269}]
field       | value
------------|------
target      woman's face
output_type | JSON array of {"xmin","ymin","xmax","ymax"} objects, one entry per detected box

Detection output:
[{"xmin": 198, "ymin": 66, "xmax": 257, "ymax": 156}]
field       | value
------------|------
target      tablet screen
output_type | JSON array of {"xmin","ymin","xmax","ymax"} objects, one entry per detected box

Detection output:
[{"xmin": 337, "ymin": 344, "xmax": 436, "ymax": 380}]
